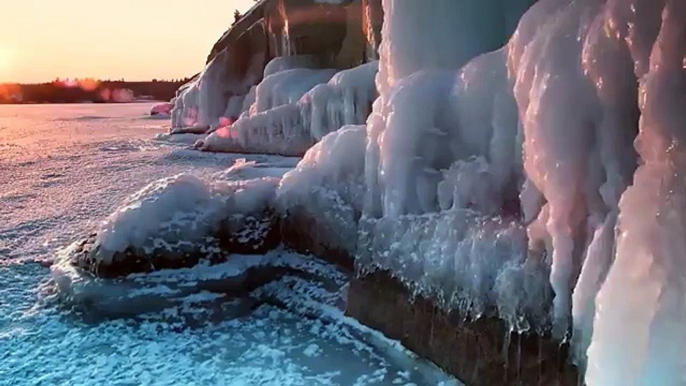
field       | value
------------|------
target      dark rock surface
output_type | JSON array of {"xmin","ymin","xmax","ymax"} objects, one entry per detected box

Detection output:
[
  {"xmin": 280, "ymin": 207, "xmax": 355, "ymax": 270},
  {"xmin": 361, "ymin": 0, "xmax": 383, "ymax": 59},
  {"xmin": 208, "ymin": 0, "xmax": 378, "ymax": 72},
  {"xmin": 71, "ymin": 211, "xmax": 281, "ymax": 279},
  {"xmin": 218, "ymin": 210, "xmax": 282, "ymax": 254},
  {"xmin": 69, "ymin": 234, "xmax": 223, "ymax": 279},
  {"xmin": 347, "ymin": 270, "xmax": 580, "ymax": 386}
]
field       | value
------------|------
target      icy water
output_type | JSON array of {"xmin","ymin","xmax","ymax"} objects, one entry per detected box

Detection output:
[{"xmin": 0, "ymin": 104, "xmax": 456, "ymax": 386}]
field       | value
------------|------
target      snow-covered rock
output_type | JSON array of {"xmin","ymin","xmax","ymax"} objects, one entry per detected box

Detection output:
[
  {"xmin": 150, "ymin": 102, "xmax": 173, "ymax": 116},
  {"xmin": 69, "ymin": 172, "xmax": 282, "ymax": 277}
]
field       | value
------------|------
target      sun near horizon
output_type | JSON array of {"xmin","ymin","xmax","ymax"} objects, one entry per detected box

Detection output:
[{"xmin": 0, "ymin": 0, "xmax": 256, "ymax": 84}]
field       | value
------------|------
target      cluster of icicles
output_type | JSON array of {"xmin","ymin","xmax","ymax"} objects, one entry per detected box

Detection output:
[{"xmin": 171, "ymin": 51, "xmax": 379, "ymax": 156}]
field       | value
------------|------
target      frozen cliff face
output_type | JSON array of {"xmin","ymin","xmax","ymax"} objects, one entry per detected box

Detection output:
[
  {"xmin": 508, "ymin": 0, "xmax": 642, "ymax": 336},
  {"xmin": 153, "ymin": 0, "xmax": 686, "ymax": 382},
  {"xmin": 508, "ymin": 6, "xmax": 686, "ymax": 385},
  {"xmin": 360, "ymin": 0, "xmax": 686, "ymax": 383},
  {"xmin": 200, "ymin": 60, "xmax": 378, "ymax": 156}
]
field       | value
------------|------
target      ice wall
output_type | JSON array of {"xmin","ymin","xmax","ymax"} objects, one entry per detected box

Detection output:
[
  {"xmin": 584, "ymin": 1, "xmax": 686, "ymax": 384},
  {"xmin": 508, "ymin": 0, "xmax": 641, "ymax": 336},
  {"xmin": 363, "ymin": 0, "xmax": 686, "ymax": 383},
  {"xmin": 365, "ymin": 0, "xmax": 528, "ymax": 218},
  {"xmin": 171, "ymin": 48, "xmax": 263, "ymax": 132},
  {"xmin": 509, "ymin": 7, "xmax": 686, "ymax": 383}
]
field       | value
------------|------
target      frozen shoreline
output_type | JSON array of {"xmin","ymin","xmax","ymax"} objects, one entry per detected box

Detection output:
[{"xmin": 0, "ymin": 104, "xmax": 457, "ymax": 386}]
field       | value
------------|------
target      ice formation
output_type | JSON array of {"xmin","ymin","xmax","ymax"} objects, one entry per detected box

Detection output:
[
  {"xmin": 200, "ymin": 61, "xmax": 378, "ymax": 156},
  {"xmin": 95, "ymin": 173, "xmax": 279, "ymax": 264},
  {"xmin": 347, "ymin": 0, "xmax": 533, "ymax": 330},
  {"xmin": 262, "ymin": 55, "xmax": 321, "ymax": 78},
  {"xmin": 171, "ymin": 78, "xmax": 201, "ymax": 131},
  {"xmin": 277, "ymin": 125, "xmax": 367, "ymax": 252},
  {"xmin": 583, "ymin": 1, "xmax": 686, "ymax": 384},
  {"xmin": 364, "ymin": 0, "xmax": 529, "ymax": 218},
  {"xmin": 171, "ymin": 47, "xmax": 263, "ymax": 132},
  {"xmin": 150, "ymin": 102, "xmax": 173, "ymax": 116},
  {"xmin": 358, "ymin": 0, "xmax": 686, "ymax": 383}
]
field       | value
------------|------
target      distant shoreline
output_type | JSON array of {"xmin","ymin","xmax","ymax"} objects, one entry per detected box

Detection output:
[
  {"xmin": 0, "ymin": 80, "xmax": 188, "ymax": 105},
  {"xmin": 0, "ymin": 100, "xmax": 166, "ymax": 105}
]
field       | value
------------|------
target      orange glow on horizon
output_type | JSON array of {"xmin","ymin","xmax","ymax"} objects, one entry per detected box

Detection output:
[
  {"xmin": 0, "ymin": 83, "xmax": 21, "ymax": 100},
  {"xmin": 0, "ymin": 0, "xmax": 256, "ymax": 83},
  {"xmin": 52, "ymin": 78, "xmax": 100, "ymax": 91}
]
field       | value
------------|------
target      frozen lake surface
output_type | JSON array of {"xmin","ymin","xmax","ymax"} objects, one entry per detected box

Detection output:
[{"xmin": 0, "ymin": 104, "xmax": 456, "ymax": 386}]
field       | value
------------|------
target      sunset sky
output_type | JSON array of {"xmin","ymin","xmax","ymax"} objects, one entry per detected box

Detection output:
[{"xmin": 0, "ymin": 0, "xmax": 256, "ymax": 83}]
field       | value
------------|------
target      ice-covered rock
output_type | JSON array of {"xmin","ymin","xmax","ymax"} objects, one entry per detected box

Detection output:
[
  {"xmin": 277, "ymin": 125, "xmax": 367, "ymax": 262},
  {"xmin": 583, "ymin": 1, "xmax": 686, "ymax": 384},
  {"xmin": 505, "ymin": 7, "xmax": 686, "ymax": 384},
  {"xmin": 70, "ymin": 172, "xmax": 282, "ymax": 277},
  {"xmin": 358, "ymin": 210, "xmax": 551, "ymax": 332},
  {"xmin": 263, "ymin": 55, "xmax": 321, "ymax": 78},
  {"xmin": 364, "ymin": 0, "xmax": 525, "ymax": 218},
  {"xmin": 150, "ymin": 102, "xmax": 173, "ymax": 116}
]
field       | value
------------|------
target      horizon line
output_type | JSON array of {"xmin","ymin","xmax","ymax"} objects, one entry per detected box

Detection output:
[{"xmin": 1, "ymin": 78, "xmax": 192, "ymax": 86}]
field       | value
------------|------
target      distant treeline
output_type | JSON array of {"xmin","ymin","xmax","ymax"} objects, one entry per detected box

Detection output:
[{"xmin": 0, "ymin": 78, "xmax": 191, "ymax": 104}]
